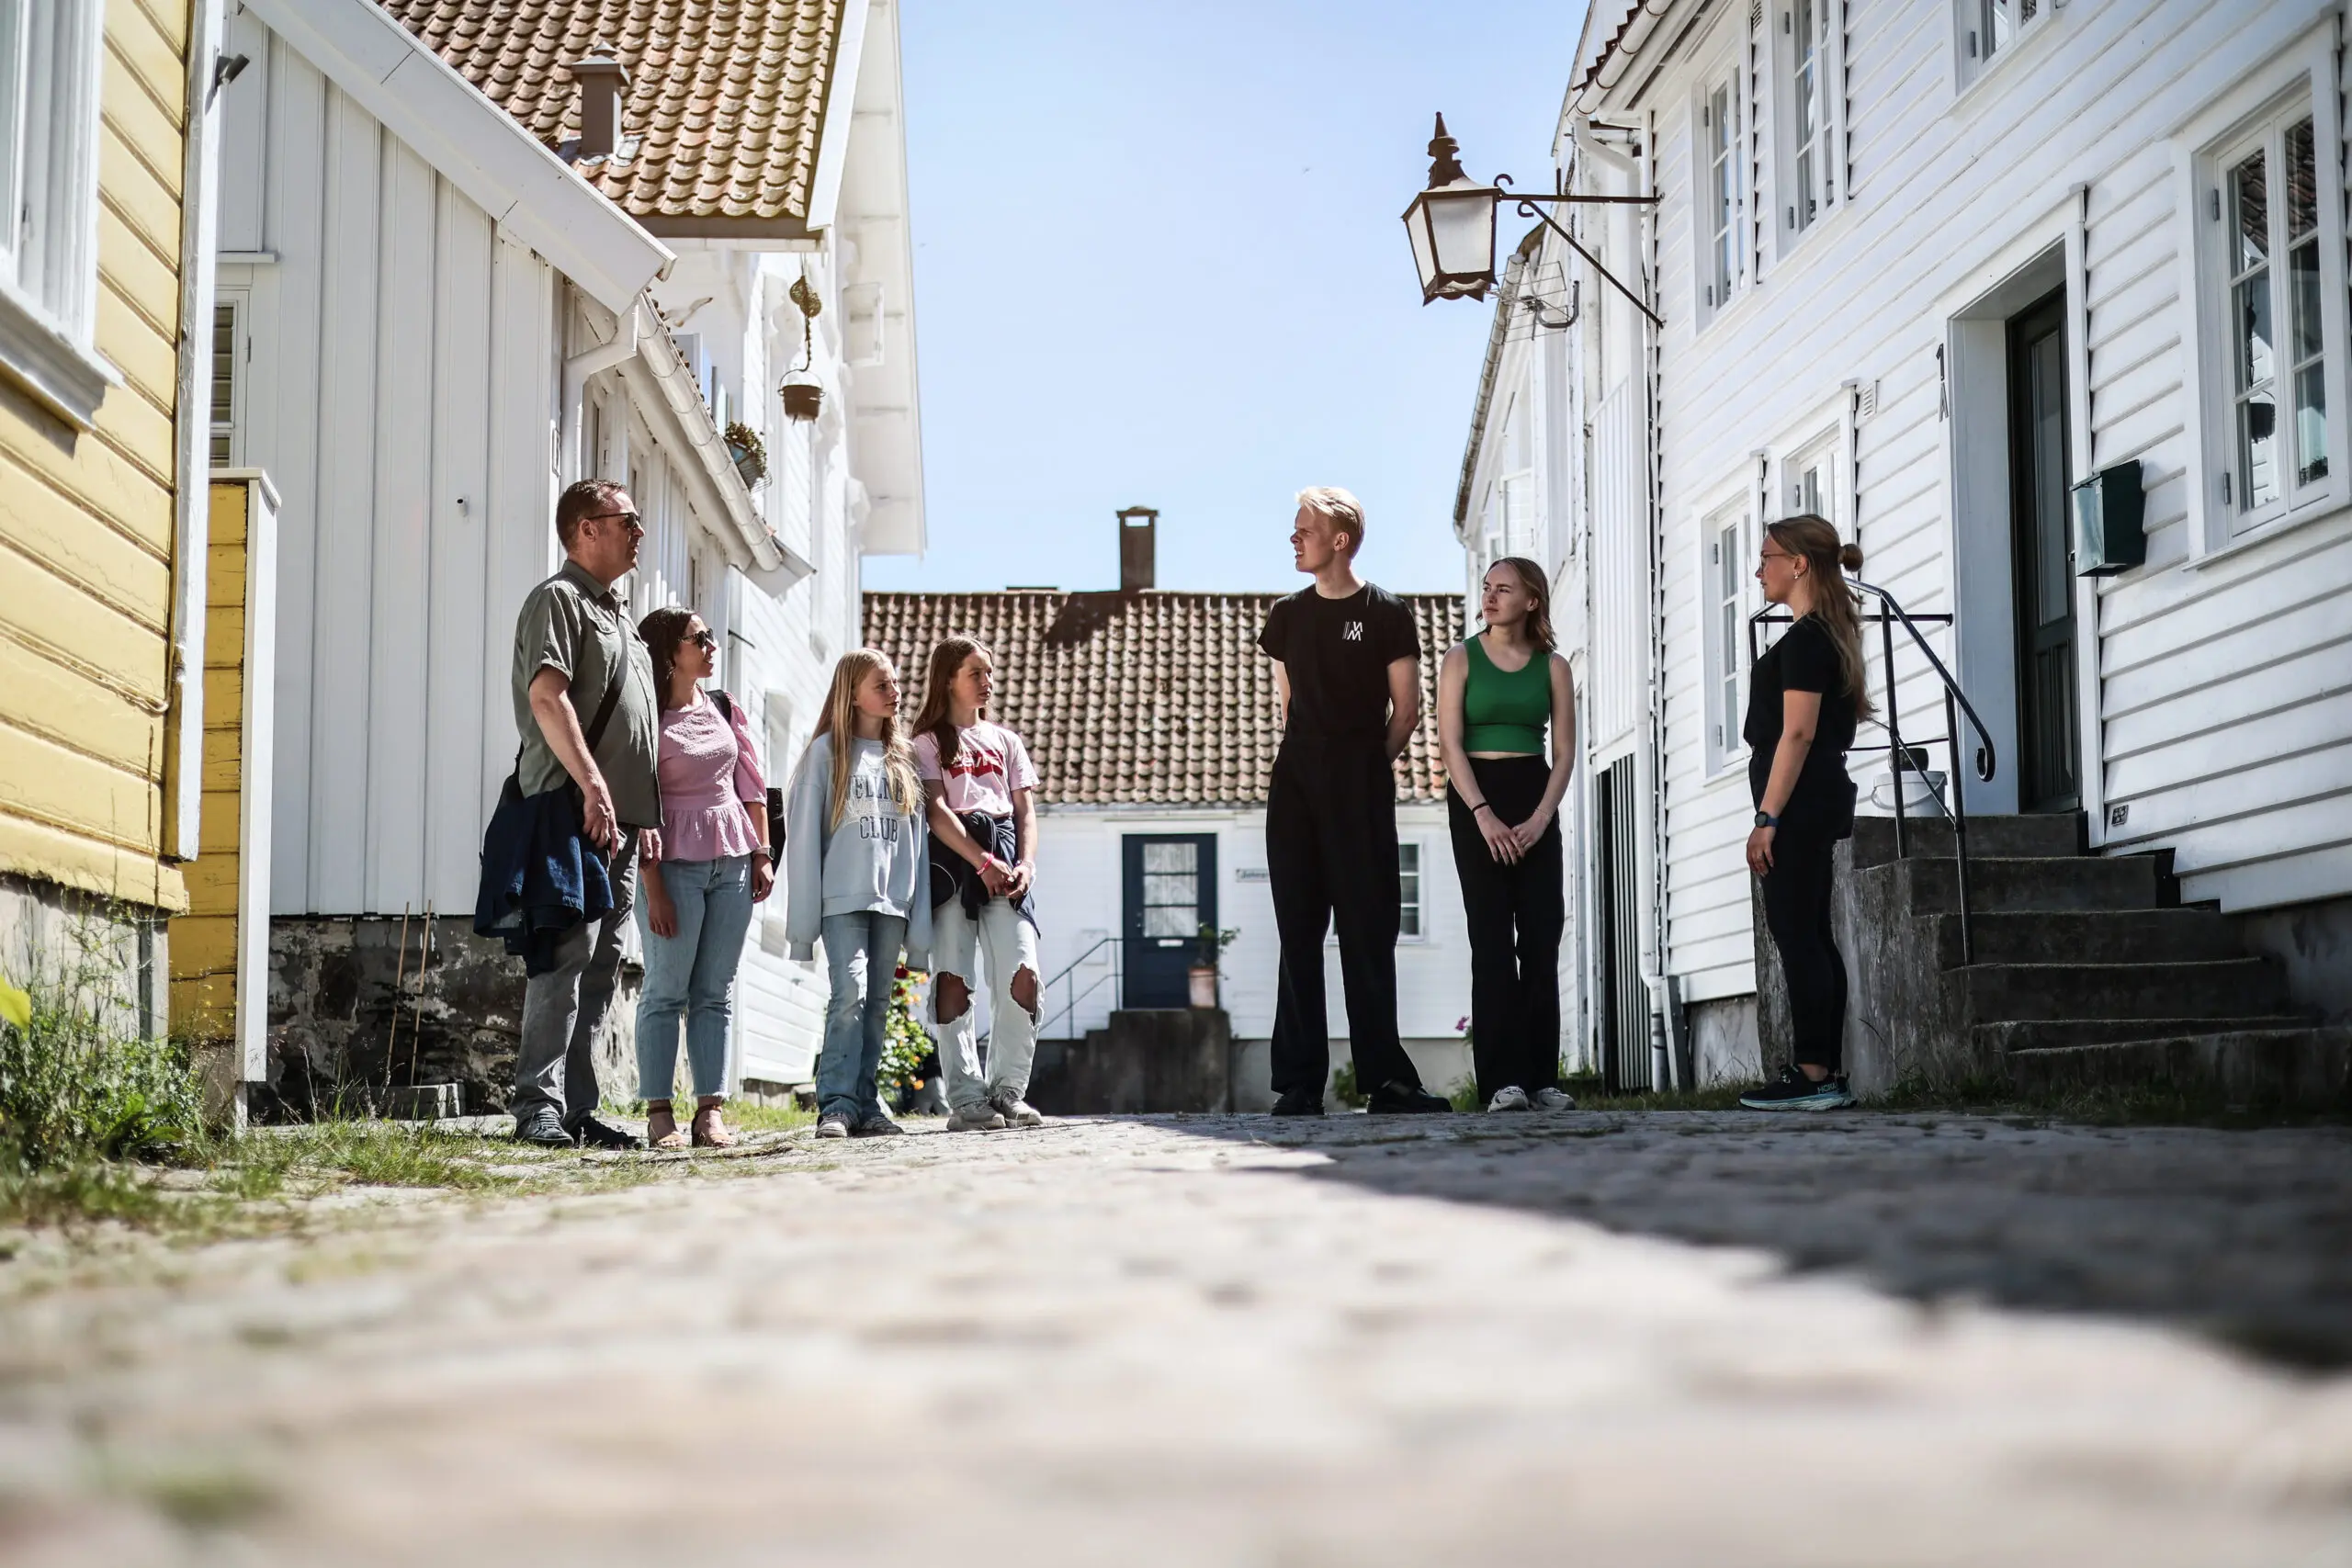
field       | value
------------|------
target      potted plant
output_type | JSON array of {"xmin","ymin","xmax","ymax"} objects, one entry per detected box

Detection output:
[
  {"xmin": 781, "ymin": 381, "xmax": 823, "ymax": 422},
  {"xmin": 1190, "ymin": 923, "xmax": 1238, "ymax": 1010},
  {"xmin": 723, "ymin": 420, "xmax": 767, "ymax": 485}
]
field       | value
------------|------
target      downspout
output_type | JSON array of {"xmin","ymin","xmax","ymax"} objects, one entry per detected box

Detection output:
[
  {"xmin": 1634, "ymin": 105, "xmax": 1680, "ymax": 1090},
  {"xmin": 560, "ymin": 292, "xmax": 639, "ymax": 482}
]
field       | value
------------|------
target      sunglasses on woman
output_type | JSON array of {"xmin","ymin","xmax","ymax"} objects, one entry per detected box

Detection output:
[{"xmin": 688, "ymin": 628, "xmax": 718, "ymax": 650}]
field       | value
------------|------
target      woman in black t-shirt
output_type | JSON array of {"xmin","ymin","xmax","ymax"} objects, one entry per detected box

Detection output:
[{"xmin": 1738, "ymin": 514, "xmax": 1873, "ymax": 1111}]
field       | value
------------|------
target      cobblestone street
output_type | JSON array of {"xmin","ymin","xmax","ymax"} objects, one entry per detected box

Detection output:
[{"xmin": 3, "ymin": 1112, "xmax": 2350, "ymax": 1566}]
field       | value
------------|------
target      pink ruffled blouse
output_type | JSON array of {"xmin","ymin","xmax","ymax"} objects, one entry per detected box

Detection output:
[{"xmin": 649, "ymin": 691, "xmax": 767, "ymax": 863}]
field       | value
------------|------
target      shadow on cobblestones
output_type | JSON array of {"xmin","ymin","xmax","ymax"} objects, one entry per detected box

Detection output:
[{"xmin": 1147, "ymin": 1110, "xmax": 2352, "ymax": 1370}]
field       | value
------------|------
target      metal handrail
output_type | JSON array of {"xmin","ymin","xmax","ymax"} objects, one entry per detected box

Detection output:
[
  {"xmin": 1749, "ymin": 582, "xmax": 1999, "ymax": 964},
  {"xmin": 1038, "ymin": 935, "xmax": 1121, "ymax": 1042}
]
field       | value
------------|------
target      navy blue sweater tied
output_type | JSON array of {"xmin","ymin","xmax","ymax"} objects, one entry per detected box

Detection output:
[
  {"xmin": 927, "ymin": 809, "xmax": 1038, "ymax": 932},
  {"xmin": 474, "ymin": 777, "xmax": 614, "ymax": 976}
]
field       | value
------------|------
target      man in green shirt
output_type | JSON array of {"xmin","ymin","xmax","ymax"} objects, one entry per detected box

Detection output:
[{"xmin": 509, "ymin": 479, "xmax": 662, "ymax": 1147}]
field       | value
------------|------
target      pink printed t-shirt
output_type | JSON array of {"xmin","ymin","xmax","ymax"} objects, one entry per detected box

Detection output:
[
  {"xmin": 650, "ymin": 691, "xmax": 767, "ymax": 862},
  {"xmin": 911, "ymin": 721, "xmax": 1037, "ymax": 818}
]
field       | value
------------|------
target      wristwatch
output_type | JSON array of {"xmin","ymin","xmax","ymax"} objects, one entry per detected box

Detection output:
[{"xmin": 1754, "ymin": 810, "xmax": 1779, "ymax": 829}]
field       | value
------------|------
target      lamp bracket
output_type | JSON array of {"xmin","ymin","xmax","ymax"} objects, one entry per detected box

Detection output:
[{"xmin": 1514, "ymin": 197, "xmax": 1662, "ymax": 329}]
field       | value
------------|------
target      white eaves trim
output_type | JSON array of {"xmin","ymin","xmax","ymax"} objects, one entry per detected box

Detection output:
[
  {"xmin": 803, "ymin": 0, "xmax": 872, "ymax": 234},
  {"xmin": 241, "ymin": 0, "xmax": 673, "ymax": 313},
  {"xmin": 624, "ymin": 300, "xmax": 811, "ymax": 591}
]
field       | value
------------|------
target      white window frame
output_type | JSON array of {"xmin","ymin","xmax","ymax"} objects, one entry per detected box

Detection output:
[
  {"xmin": 1770, "ymin": 0, "xmax": 1842, "ymax": 254},
  {"xmin": 2195, "ymin": 92, "xmax": 2346, "ymax": 540},
  {"xmin": 1498, "ymin": 468, "xmax": 1532, "ymax": 557},
  {"xmin": 1954, "ymin": 0, "xmax": 2056, "ymax": 95},
  {"xmin": 1693, "ymin": 62, "xmax": 1746, "ymax": 325},
  {"xmin": 0, "ymin": 0, "xmax": 117, "ymax": 426},
  {"xmin": 1397, "ymin": 839, "xmax": 1426, "ymax": 942},
  {"xmin": 209, "ymin": 289, "xmax": 248, "ymax": 469},
  {"xmin": 2180, "ymin": 39, "xmax": 2350, "ymax": 559},
  {"xmin": 1782, "ymin": 431, "xmax": 1842, "ymax": 525},
  {"xmin": 1701, "ymin": 497, "xmax": 1753, "ymax": 776}
]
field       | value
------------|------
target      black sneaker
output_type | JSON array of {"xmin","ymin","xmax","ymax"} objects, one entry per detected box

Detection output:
[
  {"xmin": 1366, "ymin": 1080, "xmax": 1451, "ymax": 1115},
  {"xmin": 1270, "ymin": 1089, "xmax": 1325, "ymax": 1117},
  {"xmin": 566, "ymin": 1113, "xmax": 647, "ymax": 1150},
  {"xmin": 1737, "ymin": 1065, "xmax": 1856, "ymax": 1111},
  {"xmin": 850, "ymin": 1112, "xmax": 907, "ymax": 1137},
  {"xmin": 514, "ymin": 1106, "xmax": 575, "ymax": 1146}
]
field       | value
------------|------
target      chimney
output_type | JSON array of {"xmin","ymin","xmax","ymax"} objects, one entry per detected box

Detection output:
[
  {"xmin": 563, "ymin": 48, "xmax": 628, "ymax": 161},
  {"xmin": 1117, "ymin": 505, "xmax": 1158, "ymax": 593}
]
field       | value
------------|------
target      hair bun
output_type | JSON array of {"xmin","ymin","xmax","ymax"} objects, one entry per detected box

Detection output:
[{"xmin": 1838, "ymin": 542, "xmax": 1865, "ymax": 573}]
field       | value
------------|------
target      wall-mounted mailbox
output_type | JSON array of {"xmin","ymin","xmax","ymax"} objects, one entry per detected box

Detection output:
[{"xmin": 2072, "ymin": 458, "xmax": 2145, "ymax": 576}]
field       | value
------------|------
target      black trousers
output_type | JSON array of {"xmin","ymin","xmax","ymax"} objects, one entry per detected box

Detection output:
[
  {"xmin": 1446, "ymin": 756, "xmax": 1565, "ymax": 1101},
  {"xmin": 1759, "ymin": 827, "xmax": 1848, "ymax": 1072},
  {"xmin": 1266, "ymin": 740, "xmax": 1420, "ymax": 1100}
]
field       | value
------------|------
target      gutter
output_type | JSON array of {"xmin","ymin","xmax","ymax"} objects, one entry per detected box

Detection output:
[
  {"xmin": 1572, "ymin": 0, "xmax": 1676, "ymax": 114},
  {"xmin": 1452, "ymin": 227, "xmax": 1544, "ymax": 536},
  {"xmin": 560, "ymin": 298, "xmax": 639, "ymax": 483}
]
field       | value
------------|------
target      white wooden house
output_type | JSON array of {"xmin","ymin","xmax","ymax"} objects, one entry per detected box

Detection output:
[
  {"xmin": 216, "ymin": 0, "xmax": 922, "ymax": 1106},
  {"xmin": 1457, "ymin": 0, "xmax": 2352, "ymax": 1089},
  {"xmin": 865, "ymin": 523, "xmax": 1477, "ymax": 1109}
]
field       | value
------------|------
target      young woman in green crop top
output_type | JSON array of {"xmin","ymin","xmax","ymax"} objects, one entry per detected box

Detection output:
[{"xmin": 1436, "ymin": 558, "xmax": 1579, "ymax": 1113}]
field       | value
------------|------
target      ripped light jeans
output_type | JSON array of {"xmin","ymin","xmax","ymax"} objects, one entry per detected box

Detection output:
[{"xmin": 932, "ymin": 897, "xmax": 1040, "ymax": 1111}]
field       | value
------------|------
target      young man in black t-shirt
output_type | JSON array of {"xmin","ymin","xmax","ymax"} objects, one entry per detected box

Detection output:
[{"xmin": 1257, "ymin": 488, "xmax": 1449, "ymax": 1116}]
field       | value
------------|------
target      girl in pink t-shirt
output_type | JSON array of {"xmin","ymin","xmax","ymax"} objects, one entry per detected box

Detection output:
[{"xmin": 910, "ymin": 637, "xmax": 1045, "ymax": 1133}]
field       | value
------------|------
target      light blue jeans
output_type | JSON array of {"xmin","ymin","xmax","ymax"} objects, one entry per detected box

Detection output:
[
  {"xmin": 815, "ymin": 910, "xmax": 907, "ymax": 1121},
  {"xmin": 635, "ymin": 854, "xmax": 756, "ymax": 1100}
]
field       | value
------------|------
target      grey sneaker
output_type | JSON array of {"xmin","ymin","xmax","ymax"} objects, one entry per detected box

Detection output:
[
  {"xmin": 946, "ymin": 1102, "xmax": 1006, "ymax": 1133},
  {"xmin": 514, "ymin": 1106, "xmax": 575, "ymax": 1146},
  {"xmin": 850, "ymin": 1112, "xmax": 906, "ymax": 1137},
  {"xmin": 1532, "ymin": 1087, "xmax": 1577, "ymax": 1111},
  {"xmin": 815, "ymin": 1112, "xmax": 851, "ymax": 1139},
  {"xmin": 1486, "ymin": 1086, "xmax": 1532, "ymax": 1112},
  {"xmin": 989, "ymin": 1089, "xmax": 1044, "ymax": 1128}
]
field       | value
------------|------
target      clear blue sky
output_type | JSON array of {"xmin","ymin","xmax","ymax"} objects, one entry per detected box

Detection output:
[{"xmin": 860, "ymin": 0, "xmax": 1589, "ymax": 596}]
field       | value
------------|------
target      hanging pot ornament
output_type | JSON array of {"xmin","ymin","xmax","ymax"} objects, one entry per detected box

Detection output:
[{"xmin": 780, "ymin": 272, "xmax": 824, "ymax": 422}]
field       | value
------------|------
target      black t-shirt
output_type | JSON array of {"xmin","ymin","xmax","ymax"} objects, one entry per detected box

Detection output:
[
  {"xmin": 1259, "ymin": 583, "xmax": 1419, "ymax": 743},
  {"xmin": 1744, "ymin": 614, "xmax": 1859, "ymax": 822}
]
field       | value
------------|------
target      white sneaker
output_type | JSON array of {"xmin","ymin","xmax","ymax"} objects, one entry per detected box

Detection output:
[
  {"xmin": 815, "ymin": 1113, "xmax": 851, "ymax": 1139},
  {"xmin": 1532, "ymin": 1087, "xmax": 1577, "ymax": 1111},
  {"xmin": 946, "ymin": 1103, "xmax": 1007, "ymax": 1133},
  {"xmin": 1486, "ymin": 1086, "xmax": 1532, "ymax": 1112},
  {"xmin": 989, "ymin": 1089, "xmax": 1045, "ymax": 1128}
]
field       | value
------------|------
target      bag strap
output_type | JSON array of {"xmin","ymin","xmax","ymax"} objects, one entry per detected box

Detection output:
[
  {"xmin": 581, "ymin": 654, "xmax": 628, "ymax": 753},
  {"xmin": 710, "ymin": 688, "xmax": 733, "ymax": 724}
]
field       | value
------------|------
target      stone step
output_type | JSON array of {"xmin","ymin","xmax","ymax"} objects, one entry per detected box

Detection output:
[
  {"xmin": 2006, "ymin": 1027, "xmax": 2352, "ymax": 1109},
  {"xmin": 1849, "ymin": 810, "xmax": 2082, "ymax": 868},
  {"xmin": 1958, "ymin": 956, "xmax": 2290, "ymax": 1023},
  {"xmin": 1923, "ymin": 908, "xmax": 2246, "ymax": 968},
  {"xmin": 1976, "ymin": 1016, "xmax": 2316, "ymax": 1054},
  {"xmin": 1883, "ymin": 852, "xmax": 2165, "ymax": 914}
]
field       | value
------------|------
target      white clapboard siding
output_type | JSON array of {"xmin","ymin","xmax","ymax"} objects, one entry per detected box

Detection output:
[
  {"xmin": 232, "ymin": 23, "xmax": 564, "ymax": 916},
  {"xmin": 1519, "ymin": 0, "xmax": 2352, "ymax": 1026}
]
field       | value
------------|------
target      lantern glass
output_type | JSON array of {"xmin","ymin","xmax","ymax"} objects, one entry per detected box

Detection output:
[{"xmin": 1403, "ymin": 180, "xmax": 1498, "ymax": 303}]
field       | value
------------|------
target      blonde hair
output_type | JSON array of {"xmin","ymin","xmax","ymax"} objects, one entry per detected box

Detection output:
[
  {"xmin": 1484, "ymin": 556, "xmax": 1557, "ymax": 652},
  {"xmin": 1295, "ymin": 486, "xmax": 1366, "ymax": 553},
  {"xmin": 1764, "ymin": 514, "xmax": 1877, "ymax": 722},
  {"xmin": 811, "ymin": 649, "xmax": 924, "ymax": 829}
]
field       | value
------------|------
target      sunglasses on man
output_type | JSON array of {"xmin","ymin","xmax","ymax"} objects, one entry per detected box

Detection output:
[{"xmin": 585, "ymin": 509, "xmax": 644, "ymax": 534}]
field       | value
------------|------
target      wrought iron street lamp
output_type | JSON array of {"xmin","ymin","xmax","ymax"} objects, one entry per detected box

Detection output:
[
  {"xmin": 1404, "ymin": 113, "xmax": 1663, "ymax": 327},
  {"xmin": 1401, "ymin": 115, "xmax": 1500, "ymax": 304}
]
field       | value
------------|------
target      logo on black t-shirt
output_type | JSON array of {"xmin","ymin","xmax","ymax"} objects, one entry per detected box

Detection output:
[{"xmin": 1342, "ymin": 621, "xmax": 1363, "ymax": 641}]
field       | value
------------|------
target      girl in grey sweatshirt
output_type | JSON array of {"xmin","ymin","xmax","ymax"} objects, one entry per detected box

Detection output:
[{"xmin": 785, "ymin": 651, "xmax": 931, "ymax": 1134}]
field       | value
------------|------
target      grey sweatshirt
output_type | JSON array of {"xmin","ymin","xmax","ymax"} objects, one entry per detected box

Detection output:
[{"xmin": 783, "ymin": 733, "xmax": 932, "ymax": 964}]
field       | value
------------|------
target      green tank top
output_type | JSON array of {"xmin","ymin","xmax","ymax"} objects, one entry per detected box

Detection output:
[{"xmin": 1463, "ymin": 635, "xmax": 1550, "ymax": 754}]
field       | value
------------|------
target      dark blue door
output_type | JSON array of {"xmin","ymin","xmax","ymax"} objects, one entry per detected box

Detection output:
[{"xmin": 1122, "ymin": 835, "xmax": 1216, "ymax": 1008}]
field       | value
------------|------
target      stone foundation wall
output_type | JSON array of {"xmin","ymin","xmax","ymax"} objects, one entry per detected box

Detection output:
[
  {"xmin": 266, "ymin": 917, "xmax": 638, "ymax": 1119},
  {"xmin": 0, "ymin": 872, "xmax": 166, "ymax": 1042},
  {"xmin": 1687, "ymin": 996, "xmax": 1760, "ymax": 1086},
  {"xmin": 2240, "ymin": 895, "xmax": 2352, "ymax": 1025}
]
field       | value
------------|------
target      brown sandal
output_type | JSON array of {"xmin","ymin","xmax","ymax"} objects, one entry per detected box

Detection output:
[
  {"xmin": 646, "ymin": 1105, "xmax": 689, "ymax": 1150},
  {"xmin": 690, "ymin": 1106, "xmax": 734, "ymax": 1149}
]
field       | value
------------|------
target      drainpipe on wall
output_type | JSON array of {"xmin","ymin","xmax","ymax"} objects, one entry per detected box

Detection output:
[
  {"xmin": 1633, "ymin": 107, "xmax": 1679, "ymax": 1090},
  {"xmin": 560, "ymin": 292, "xmax": 639, "ymax": 483}
]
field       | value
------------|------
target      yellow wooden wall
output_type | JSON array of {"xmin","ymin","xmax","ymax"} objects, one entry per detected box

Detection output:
[
  {"xmin": 0, "ymin": 0, "xmax": 191, "ymax": 914},
  {"xmin": 166, "ymin": 480, "xmax": 249, "ymax": 1040}
]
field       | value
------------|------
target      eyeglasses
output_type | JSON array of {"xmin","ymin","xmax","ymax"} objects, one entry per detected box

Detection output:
[
  {"xmin": 1757, "ymin": 548, "xmax": 1798, "ymax": 564},
  {"xmin": 688, "ymin": 628, "xmax": 718, "ymax": 650},
  {"xmin": 586, "ymin": 510, "xmax": 644, "ymax": 534}
]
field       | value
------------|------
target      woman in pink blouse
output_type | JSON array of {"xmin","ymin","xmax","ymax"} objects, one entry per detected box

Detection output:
[{"xmin": 633, "ymin": 608, "xmax": 773, "ymax": 1148}]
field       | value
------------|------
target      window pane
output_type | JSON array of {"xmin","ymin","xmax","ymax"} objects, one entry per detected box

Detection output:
[
  {"xmin": 1142, "ymin": 905, "xmax": 1196, "ymax": 938},
  {"xmin": 2290, "ymin": 238, "xmax": 2324, "ymax": 363},
  {"xmin": 1985, "ymin": 0, "xmax": 2016, "ymax": 55},
  {"xmin": 1142, "ymin": 842, "xmax": 1196, "ymax": 875},
  {"xmin": 2240, "ymin": 388, "xmax": 2279, "ymax": 509},
  {"xmin": 2231, "ymin": 149, "xmax": 2268, "ymax": 274},
  {"xmin": 209, "ymin": 431, "xmax": 231, "ymax": 466},
  {"xmin": 2295, "ymin": 363, "xmax": 2328, "ymax": 486},
  {"xmin": 1142, "ymin": 873, "xmax": 1196, "ymax": 908},
  {"xmin": 2234, "ymin": 272, "xmax": 2274, "ymax": 389},
  {"xmin": 2286, "ymin": 118, "xmax": 2317, "ymax": 240}
]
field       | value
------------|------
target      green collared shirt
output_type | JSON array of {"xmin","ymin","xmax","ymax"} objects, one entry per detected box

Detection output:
[{"xmin": 510, "ymin": 559, "xmax": 662, "ymax": 828}]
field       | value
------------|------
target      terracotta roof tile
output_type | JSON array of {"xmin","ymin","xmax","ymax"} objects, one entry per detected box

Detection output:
[
  {"xmin": 379, "ymin": 0, "xmax": 844, "ymax": 228},
  {"xmin": 863, "ymin": 592, "xmax": 1465, "ymax": 807}
]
